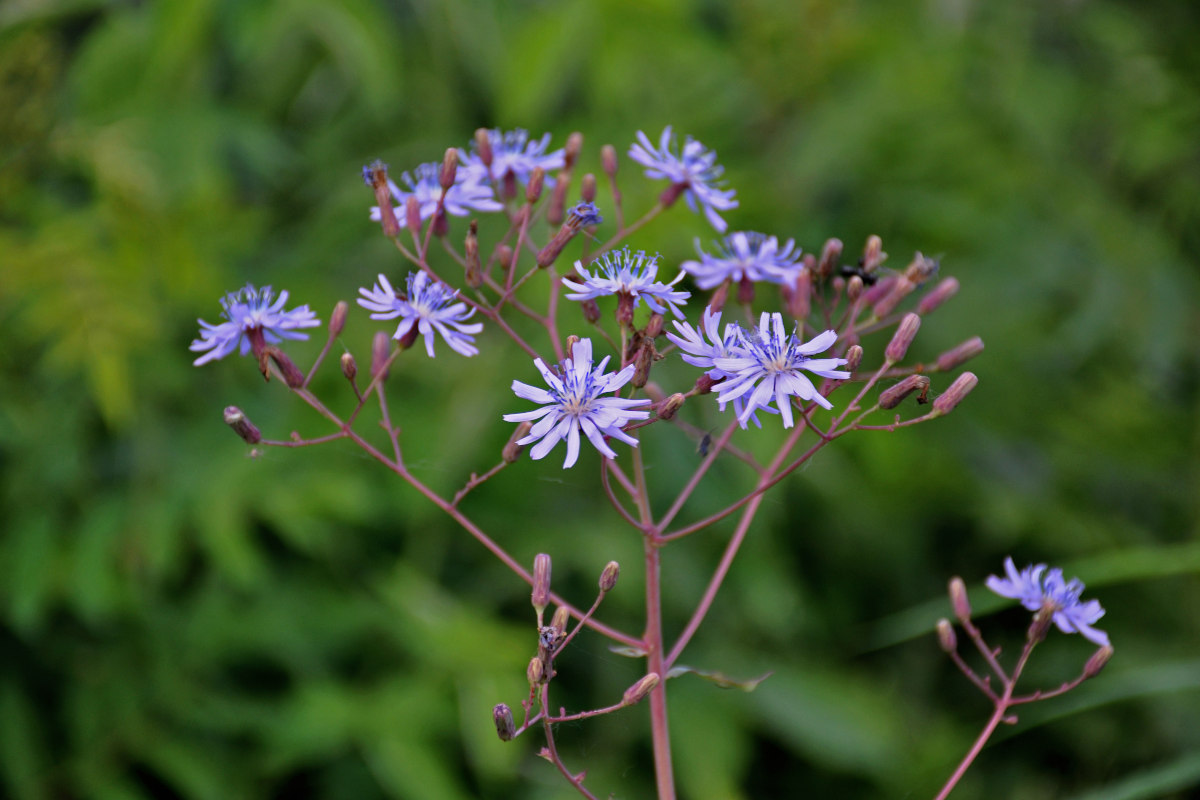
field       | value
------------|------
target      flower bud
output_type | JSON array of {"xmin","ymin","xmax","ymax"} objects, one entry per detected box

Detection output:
[
  {"xmin": 503, "ymin": 421, "xmax": 532, "ymax": 464},
  {"xmin": 550, "ymin": 606, "xmax": 571, "ymax": 639},
  {"xmin": 918, "ymin": 277, "xmax": 960, "ymax": 314},
  {"xmin": 525, "ymin": 167, "xmax": 545, "ymax": 203},
  {"xmin": 878, "ymin": 375, "xmax": 931, "ymax": 409},
  {"xmin": 464, "ymin": 220, "xmax": 482, "ymax": 288},
  {"xmin": 370, "ymin": 331, "xmax": 392, "ymax": 380},
  {"xmin": 564, "ymin": 132, "xmax": 583, "ymax": 170},
  {"xmin": 622, "ymin": 673, "xmax": 660, "ymax": 706},
  {"xmin": 363, "ymin": 160, "xmax": 400, "ymax": 237},
  {"xmin": 496, "ymin": 244, "xmax": 514, "ymax": 270},
  {"xmin": 405, "ymin": 195, "xmax": 421, "ymax": 234},
  {"xmin": 872, "ymin": 275, "xmax": 915, "ymax": 318},
  {"xmin": 601, "ymin": 144, "xmax": 618, "ymax": 178},
  {"xmin": 532, "ymin": 553, "xmax": 552, "ymax": 621},
  {"xmin": 565, "ymin": 335, "xmax": 580, "ymax": 361},
  {"xmin": 329, "ymin": 301, "xmax": 348, "ymax": 338},
  {"xmin": 340, "ymin": 352, "xmax": 357, "ymax": 382},
  {"xmin": 694, "ymin": 373, "xmax": 717, "ymax": 395},
  {"xmin": 580, "ymin": 298, "xmax": 601, "ymax": 324},
  {"xmin": 846, "ymin": 275, "xmax": 864, "ymax": 302},
  {"xmin": 708, "ymin": 280, "xmax": 730, "ymax": 313},
  {"xmin": 885, "ymin": 313, "xmax": 922, "ymax": 363},
  {"xmin": 474, "ymin": 128, "xmax": 493, "ymax": 168},
  {"xmin": 932, "ymin": 372, "xmax": 978, "ymax": 416},
  {"xmin": 493, "ymin": 703, "xmax": 516, "ymax": 741},
  {"xmin": 936, "ymin": 618, "xmax": 957, "ymax": 653},
  {"xmin": 224, "ymin": 406, "xmax": 262, "ymax": 444},
  {"xmin": 439, "ymin": 147, "xmax": 458, "ymax": 190},
  {"xmin": 580, "ymin": 172, "xmax": 597, "ymax": 203},
  {"xmin": 535, "ymin": 203, "xmax": 602, "ymax": 268},
  {"xmin": 268, "ymin": 347, "xmax": 306, "ymax": 388},
  {"xmin": 616, "ymin": 292, "xmax": 636, "ymax": 328},
  {"xmin": 844, "ymin": 344, "xmax": 863, "ymax": 372},
  {"xmin": 817, "ymin": 238, "xmax": 842, "ymax": 279},
  {"xmin": 644, "ymin": 313, "xmax": 664, "ymax": 339},
  {"xmin": 599, "ymin": 561, "xmax": 620, "ymax": 592},
  {"xmin": 786, "ymin": 264, "xmax": 812, "ymax": 319},
  {"xmin": 862, "ymin": 235, "xmax": 885, "ymax": 274},
  {"xmin": 1029, "ymin": 603, "xmax": 1055, "ymax": 644},
  {"xmin": 949, "ymin": 577, "xmax": 971, "ymax": 624},
  {"xmin": 631, "ymin": 340, "xmax": 654, "ymax": 388},
  {"xmin": 656, "ymin": 393, "xmax": 686, "ymax": 421},
  {"xmin": 935, "ymin": 337, "xmax": 985, "ymax": 371},
  {"xmin": 527, "ymin": 656, "xmax": 545, "ymax": 686},
  {"xmin": 1083, "ymin": 645, "xmax": 1114, "ymax": 679}
]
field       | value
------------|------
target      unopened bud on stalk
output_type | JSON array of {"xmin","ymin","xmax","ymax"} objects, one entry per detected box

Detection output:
[
  {"xmin": 844, "ymin": 344, "xmax": 863, "ymax": 372},
  {"xmin": 496, "ymin": 244, "xmax": 514, "ymax": 269},
  {"xmin": 363, "ymin": 160, "xmax": 400, "ymax": 237},
  {"xmin": 862, "ymin": 235, "xmax": 885, "ymax": 273},
  {"xmin": 564, "ymin": 132, "xmax": 583, "ymax": 170},
  {"xmin": 340, "ymin": 352, "xmax": 357, "ymax": 382},
  {"xmin": 936, "ymin": 618, "xmax": 957, "ymax": 652},
  {"xmin": 493, "ymin": 703, "xmax": 516, "ymax": 741},
  {"xmin": 885, "ymin": 313, "xmax": 922, "ymax": 363},
  {"xmin": 657, "ymin": 393, "xmax": 686, "ymax": 421},
  {"xmin": 786, "ymin": 265, "xmax": 812, "ymax": 319},
  {"xmin": 503, "ymin": 421, "xmax": 532, "ymax": 463},
  {"xmin": 581, "ymin": 173, "xmax": 597, "ymax": 203},
  {"xmin": 474, "ymin": 128, "xmax": 493, "ymax": 168},
  {"xmin": 565, "ymin": 335, "xmax": 580, "ymax": 361},
  {"xmin": 645, "ymin": 313, "xmax": 664, "ymax": 339},
  {"xmin": 599, "ymin": 561, "xmax": 620, "ymax": 592},
  {"xmin": 623, "ymin": 673, "xmax": 660, "ymax": 706},
  {"xmin": 328, "ymin": 301, "xmax": 348, "ymax": 337},
  {"xmin": 846, "ymin": 275, "xmax": 863, "ymax": 301},
  {"xmin": 879, "ymin": 375, "xmax": 931, "ymax": 409},
  {"xmin": 932, "ymin": 372, "xmax": 978, "ymax": 416},
  {"xmin": 439, "ymin": 147, "xmax": 458, "ymax": 189},
  {"xmin": 405, "ymin": 195, "xmax": 421, "ymax": 235},
  {"xmin": 581, "ymin": 298, "xmax": 601, "ymax": 324},
  {"xmin": 527, "ymin": 656, "xmax": 544, "ymax": 685},
  {"xmin": 949, "ymin": 577, "xmax": 972, "ymax": 624},
  {"xmin": 632, "ymin": 340, "xmax": 654, "ymax": 388},
  {"xmin": 818, "ymin": 239, "xmax": 842, "ymax": 279},
  {"xmin": 872, "ymin": 276, "xmax": 915, "ymax": 318},
  {"xmin": 536, "ymin": 202, "xmax": 603, "ymax": 268},
  {"xmin": 935, "ymin": 337, "xmax": 985, "ymax": 371},
  {"xmin": 1028, "ymin": 604, "xmax": 1055, "ymax": 644},
  {"xmin": 526, "ymin": 167, "xmax": 545, "ymax": 203},
  {"xmin": 370, "ymin": 331, "xmax": 392, "ymax": 380},
  {"xmin": 224, "ymin": 406, "xmax": 262, "ymax": 444},
  {"xmin": 550, "ymin": 605, "xmax": 571, "ymax": 638},
  {"xmin": 268, "ymin": 347, "xmax": 306, "ymax": 388},
  {"xmin": 532, "ymin": 553, "xmax": 552, "ymax": 621},
  {"xmin": 1084, "ymin": 645, "xmax": 1115, "ymax": 679},
  {"xmin": 918, "ymin": 276, "xmax": 960, "ymax": 314},
  {"xmin": 464, "ymin": 220, "xmax": 481, "ymax": 288},
  {"xmin": 601, "ymin": 145, "xmax": 619, "ymax": 177}
]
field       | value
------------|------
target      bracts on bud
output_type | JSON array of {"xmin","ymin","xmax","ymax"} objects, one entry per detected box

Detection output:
[
  {"xmin": 932, "ymin": 372, "xmax": 978, "ymax": 416},
  {"xmin": 622, "ymin": 673, "xmax": 660, "ymax": 706},
  {"xmin": 935, "ymin": 337, "xmax": 985, "ymax": 372},
  {"xmin": 493, "ymin": 703, "xmax": 516, "ymax": 741},
  {"xmin": 439, "ymin": 147, "xmax": 458, "ymax": 190},
  {"xmin": 599, "ymin": 561, "xmax": 620, "ymax": 593},
  {"xmin": 370, "ymin": 331, "xmax": 392, "ymax": 381},
  {"xmin": 532, "ymin": 553, "xmax": 552, "ymax": 625}
]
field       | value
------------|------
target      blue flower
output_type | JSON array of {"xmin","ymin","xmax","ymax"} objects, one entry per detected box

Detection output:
[
  {"xmin": 711, "ymin": 313, "xmax": 849, "ymax": 426},
  {"xmin": 191, "ymin": 284, "xmax": 320, "ymax": 366},
  {"xmin": 369, "ymin": 163, "xmax": 502, "ymax": 228},
  {"xmin": 986, "ymin": 557, "xmax": 1110, "ymax": 647},
  {"xmin": 459, "ymin": 129, "xmax": 565, "ymax": 187},
  {"xmin": 628, "ymin": 126, "xmax": 738, "ymax": 232},
  {"xmin": 682, "ymin": 232, "xmax": 803, "ymax": 289},
  {"xmin": 503, "ymin": 339, "xmax": 652, "ymax": 468},
  {"xmin": 563, "ymin": 247, "xmax": 691, "ymax": 319},
  {"xmin": 357, "ymin": 271, "xmax": 483, "ymax": 357}
]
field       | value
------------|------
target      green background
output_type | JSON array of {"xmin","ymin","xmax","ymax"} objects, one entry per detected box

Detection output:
[{"xmin": 2, "ymin": 0, "xmax": 1198, "ymax": 798}]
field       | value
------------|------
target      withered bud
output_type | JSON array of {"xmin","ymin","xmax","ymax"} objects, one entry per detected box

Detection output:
[
  {"xmin": 532, "ymin": 553, "xmax": 552, "ymax": 620},
  {"xmin": 936, "ymin": 618, "xmax": 957, "ymax": 653},
  {"xmin": 949, "ymin": 577, "xmax": 972, "ymax": 624},
  {"xmin": 439, "ymin": 147, "xmax": 458, "ymax": 190},
  {"xmin": 599, "ymin": 561, "xmax": 620, "ymax": 592},
  {"xmin": 564, "ymin": 132, "xmax": 583, "ymax": 170},
  {"xmin": 580, "ymin": 173, "xmax": 597, "ymax": 203},
  {"xmin": 581, "ymin": 298, "xmax": 601, "ymax": 324},
  {"xmin": 224, "ymin": 406, "xmax": 262, "ymax": 444},
  {"xmin": 503, "ymin": 421, "xmax": 532, "ymax": 464},
  {"xmin": 1028, "ymin": 603, "xmax": 1055, "ymax": 644},
  {"xmin": 565, "ymin": 335, "xmax": 580, "ymax": 361},
  {"xmin": 474, "ymin": 128, "xmax": 493, "ymax": 168},
  {"xmin": 885, "ymin": 313, "xmax": 922, "ymax": 363},
  {"xmin": 904, "ymin": 251, "xmax": 939, "ymax": 284},
  {"xmin": 363, "ymin": 160, "xmax": 400, "ymax": 237},
  {"xmin": 493, "ymin": 703, "xmax": 516, "ymax": 741},
  {"xmin": 932, "ymin": 372, "xmax": 978, "ymax": 416},
  {"xmin": 917, "ymin": 276, "xmax": 960, "ymax": 315},
  {"xmin": 645, "ymin": 313, "xmax": 664, "ymax": 339},
  {"xmin": 657, "ymin": 393, "xmax": 686, "ymax": 421},
  {"xmin": 370, "ymin": 331, "xmax": 392, "ymax": 380},
  {"xmin": 601, "ymin": 144, "xmax": 618, "ymax": 177},
  {"xmin": 844, "ymin": 344, "xmax": 863, "ymax": 372},
  {"xmin": 268, "ymin": 347, "xmax": 306, "ymax": 388},
  {"xmin": 340, "ymin": 352, "xmax": 357, "ymax": 382},
  {"xmin": 846, "ymin": 275, "xmax": 864, "ymax": 302},
  {"xmin": 622, "ymin": 673, "xmax": 660, "ymax": 706},
  {"xmin": 935, "ymin": 337, "xmax": 985, "ymax": 371},
  {"xmin": 817, "ymin": 238, "xmax": 843, "ymax": 279},
  {"xmin": 464, "ymin": 220, "xmax": 481, "ymax": 288},
  {"xmin": 525, "ymin": 167, "xmax": 545, "ymax": 203},
  {"xmin": 631, "ymin": 339, "xmax": 654, "ymax": 388},
  {"xmin": 329, "ymin": 301, "xmax": 348, "ymax": 338},
  {"xmin": 862, "ymin": 235, "xmax": 885, "ymax": 273},
  {"xmin": 879, "ymin": 375, "xmax": 931, "ymax": 409},
  {"xmin": 527, "ymin": 656, "xmax": 544, "ymax": 686},
  {"xmin": 872, "ymin": 276, "xmax": 915, "ymax": 318},
  {"xmin": 1083, "ymin": 645, "xmax": 1115, "ymax": 679},
  {"xmin": 405, "ymin": 195, "xmax": 421, "ymax": 234},
  {"xmin": 550, "ymin": 605, "xmax": 571, "ymax": 638}
]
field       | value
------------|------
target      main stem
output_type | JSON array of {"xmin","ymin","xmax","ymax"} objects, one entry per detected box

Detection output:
[{"xmin": 644, "ymin": 537, "xmax": 675, "ymax": 800}]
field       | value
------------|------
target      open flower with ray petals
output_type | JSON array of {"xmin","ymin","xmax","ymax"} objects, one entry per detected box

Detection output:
[
  {"xmin": 459, "ymin": 128, "xmax": 565, "ymax": 187},
  {"xmin": 357, "ymin": 272, "xmax": 482, "ymax": 357},
  {"xmin": 712, "ymin": 313, "xmax": 849, "ymax": 427},
  {"xmin": 986, "ymin": 557, "xmax": 1110, "ymax": 647},
  {"xmin": 563, "ymin": 247, "xmax": 691, "ymax": 319},
  {"xmin": 191, "ymin": 284, "xmax": 321, "ymax": 366},
  {"xmin": 628, "ymin": 126, "xmax": 738, "ymax": 232},
  {"xmin": 682, "ymin": 232, "xmax": 803, "ymax": 289},
  {"xmin": 503, "ymin": 339, "xmax": 651, "ymax": 469},
  {"xmin": 369, "ymin": 163, "xmax": 502, "ymax": 228}
]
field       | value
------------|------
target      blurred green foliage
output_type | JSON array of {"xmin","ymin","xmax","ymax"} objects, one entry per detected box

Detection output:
[{"xmin": 2, "ymin": 0, "xmax": 1199, "ymax": 798}]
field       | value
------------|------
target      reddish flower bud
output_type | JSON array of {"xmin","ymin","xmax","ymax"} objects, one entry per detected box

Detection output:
[
  {"xmin": 879, "ymin": 375, "xmax": 931, "ymax": 409},
  {"xmin": 932, "ymin": 372, "xmax": 978, "ymax": 416},
  {"xmin": 935, "ymin": 337, "xmax": 985, "ymax": 371},
  {"xmin": 405, "ymin": 195, "xmax": 421, "ymax": 234},
  {"xmin": 525, "ymin": 167, "xmax": 545, "ymax": 203},
  {"xmin": 656, "ymin": 393, "xmax": 686, "ymax": 421},
  {"xmin": 601, "ymin": 144, "xmax": 618, "ymax": 178},
  {"xmin": 599, "ymin": 561, "xmax": 620, "ymax": 592},
  {"xmin": 580, "ymin": 298, "xmax": 601, "ymax": 324},
  {"xmin": 936, "ymin": 618, "xmax": 957, "ymax": 653},
  {"xmin": 885, "ymin": 313, "xmax": 922, "ymax": 363},
  {"xmin": 623, "ymin": 673, "xmax": 660, "ymax": 706},
  {"xmin": 370, "ymin": 331, "xmax": 392, "ymax": 380},
  {"xmin": 439, "ymin": 147, "xmax": 458, "ymax": 190},
  {"xmin": 580, "ymin": 172, "xmax": 597, "ymax": 203},
  {"xmin": 949, "ymin": 577, "xmax": 972, "ymax": 624},
  {"xmin": 917, "ymin": 276, "xmax": 960, "ymax": 315},
  {"xmin": 493, "ymin": 703, "xmax": 516, "ymax": 741},
  {"xmin": 532, "ymin": 553, "xmax": 552, "ymax": 620},
  {"xmin": 1084, "ymin": 645, "xmax": 1115, "ymax": 679},
  {"xmin": 328, "ymin": 301, "xmax": 348, "ymax": 338},
  {"xmin": 474, "ymin": 128, "xmax": 493, "ymax": 168},
  {"xmin": 817, "ymin": 238, "xmax": 842, "ymax": 279},
  {"xmin": 564, "ymin": 132, "xmax": 583, "ymax": 170},
  {"xmin": 846, "ymin": 275, "xmax": 864, "ymax": 302},
  {"xmin": 527, "ymin": 656, "xmax": 544, "ymax": 686},
  {"xmin": 340, "ymin": 352, "xmax": 357, "ymax": 382},
  {"xmin": 224, "ymin": 406, "xmax": 262, "ymax": 444},
  {"xmin": 862, "ymin": 235, "xmax": 885, "ymax": 274},
  {"xmin": 267, "ymin": 347, "xmax": 306, "ymax": 388}
]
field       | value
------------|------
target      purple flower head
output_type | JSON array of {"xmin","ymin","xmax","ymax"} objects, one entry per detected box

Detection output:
[
  {"xmin": 986, "ymin": 557, "xmax": 1110, "ymax": 647},
  {"xmin": 567, "ymin": 201, "xmax": 604, "ymax": 228},
  {"xmin": 562, "ymin": 247, "xmax": 691, "ymax": 319},
  {"xmin": 682, "ymin": 232, "xmax": 803, "ymax": 289},
  {"xmin": 459, "ymin": 129, "xmax": 565, "ymax": 187},
  {"xmin": 369, "ymin": 163, "xmax": 502, "ymax": 228},
  {"xmin": 357, "ymin": 271, "xmax": 483, "ymax": 357},
  {"xmin": 503, "ymin": 339, "xmax": 652, "ymax": 469},
  {"xmin": 710, "ymin": 313, "xmax": 849, "ymax": 427},
  {"xmin": 191, "ymin": 284, "xmax": 320, "ymax": 366},
  {"xmin": 628, "ymin": 126, "xmax": 738, "ymax": 232}
]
